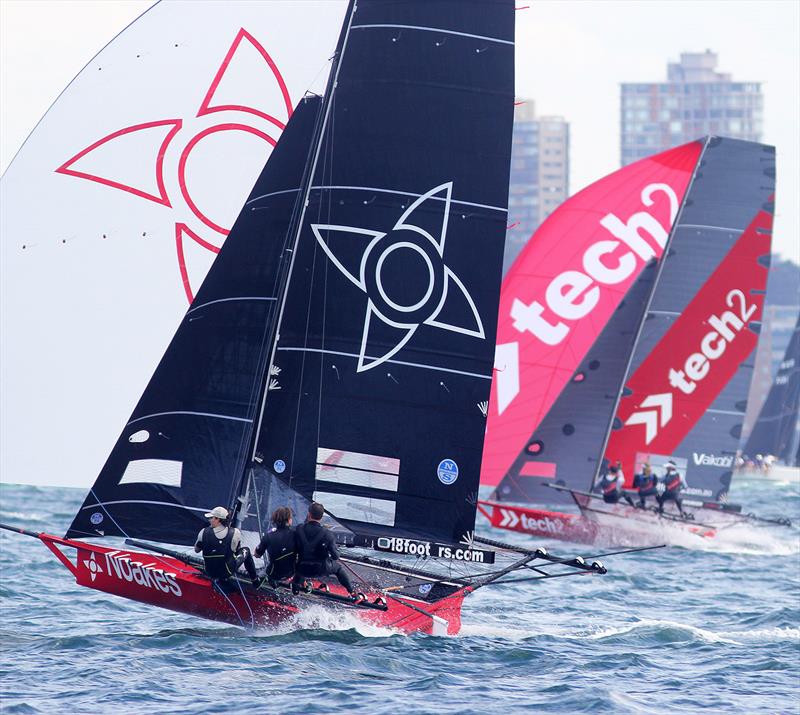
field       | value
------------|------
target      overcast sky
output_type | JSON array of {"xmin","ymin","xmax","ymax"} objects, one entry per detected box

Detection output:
[{"xmin": 2, "ymin": 0, "xmax": 798, "ymax": 259}]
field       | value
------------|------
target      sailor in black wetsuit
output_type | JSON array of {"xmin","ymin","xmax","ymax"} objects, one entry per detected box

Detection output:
[
  {"xmin": 254, "ymin": 506, "xmax": 296, "ymax": 587},
  {"xmin": 656, "ymin": 461, "xmax": 686, "ymax": 516},
  {"xmin": 194, "ymin": 506, "xmax": 260, "ymax": 588},
  {"xmin": 292, "ymin": 502, "xmax": 356, "ymax": 597},
  {"xmin": 633, "ymin": 463, "xmax": 659, "ymax": 508},
  {"xmin": 598, "ymin": 465, "xmax": 635, "ymax": 506}
]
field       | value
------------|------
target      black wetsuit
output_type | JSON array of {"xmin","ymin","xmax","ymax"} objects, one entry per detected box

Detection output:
[
  {"xmin": 255, "ymin": 526, "xmax": 296, "ymax": 583},
  {"xmin": 293, "ymin": 521, "xmax": 354, "ymax": 593},
  {"xmin": 633, "ymin": 473, "xmax": 658, "ymax": 508},
  {"xmin": 200, "ymin": 527, "xmax": 258, "ymax": 584}
]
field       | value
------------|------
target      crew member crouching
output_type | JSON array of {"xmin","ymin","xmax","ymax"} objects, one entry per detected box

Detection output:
[
  {"xmin": 598, "ymin": 464, "xmax": 634, "ymax": 506},
  {"xmin": 656, "ymin": 461, "xmax": 686, "ymax": 516},
  {"xmin": 293, "ymin": 502, "xmax": 359, "ymax": 599},
  {"xmin": 633, "ymin": 463, "xmax": 659, "ymax": 508},
  {"xmin": 194, "ymin": 506, "xmax": 261, "ymax": 589},
  {"xmin": 254, "ymin": 506, "xmax": 296, "ymax": 587}
]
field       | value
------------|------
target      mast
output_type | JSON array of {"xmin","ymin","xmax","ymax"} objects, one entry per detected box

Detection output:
[{"xmin": 248, "ymin": 2, "xmax": 357, "ymax": 467}]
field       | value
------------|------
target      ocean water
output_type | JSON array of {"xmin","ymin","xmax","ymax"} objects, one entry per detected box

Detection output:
[{"xmin": 1, "ymin": 480, "xmax": 798, "ymax": 714}]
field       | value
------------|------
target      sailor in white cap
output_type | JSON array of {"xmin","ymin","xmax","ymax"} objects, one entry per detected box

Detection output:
[
  {"xmin": 194, "ymin": 506, "xmax": 261, "ymax": 588},
  {"xmin": 656, "ymin": 461, "xmax": 687, "ymax": 516}
]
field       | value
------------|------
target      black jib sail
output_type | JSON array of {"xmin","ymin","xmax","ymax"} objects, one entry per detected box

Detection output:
[
  {"xmin": 66, "ymin": 96, "xmax": 324, "ymax": 544},
  {"xmin": 492, "ymin": 260, "xmax": 658, "ymax": 506},
  {"xmin": 744, "ymin": 313, "xmax": 800, "ymax": 466},
  {"xmin": 68, "ymin": 0, "xmax": 515, "ymax": 551},
  {"xmin": 252, "ymin": 0, "xmax": 515, "ymax": 545}
]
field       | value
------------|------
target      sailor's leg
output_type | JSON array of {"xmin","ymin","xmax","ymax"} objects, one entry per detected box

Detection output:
[
  {"xmin": 235, "ymin": 547, "xmax": 259, "ymax": 581},
  {"xmin": 326, "ymin": 560, "xmax": 354, "ymax": 593}
]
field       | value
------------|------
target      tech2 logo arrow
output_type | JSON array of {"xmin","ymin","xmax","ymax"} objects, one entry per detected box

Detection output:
[{"xmin": 606, "ymin": 201, "xmax": 772, "ymax": 476}]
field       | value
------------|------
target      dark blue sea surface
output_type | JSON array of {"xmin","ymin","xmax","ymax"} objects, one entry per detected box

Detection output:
[{"xmin": 1, "ymin": 480, "xmax": 798, "ymax": 714}]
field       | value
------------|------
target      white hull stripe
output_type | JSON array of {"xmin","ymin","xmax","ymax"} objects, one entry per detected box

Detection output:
[
  {"xmin": 187, "ymin": 296, "xmax": 277, "ymax": 315},
  {"xmin": 81, "ymin": 500, "xmax": 209, "ymax": 514},
  {"xmin": 351, "ymin": 23, "xmax": 514, "ymax": 46},
  {"xmin": 310, "ymin": 184, "xmax": 507, "ymax": 213},
  {"xmin": 277, "ymin": 346, "xmax": 492, "ymax": 380},
  {"xmin": 313, "ymin": 491, "xmax": 396, "ymax": 527},
  {"xmin": 127, "ymin": 411, "xmax": 252, "ymax": 426}
]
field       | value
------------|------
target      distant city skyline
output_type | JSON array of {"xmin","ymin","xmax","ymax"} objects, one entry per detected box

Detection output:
[
  {"xmin": 620, "ymin": 51, "xmax": 763, "ymax": 165},
  {"xmin": 1, "ymin": 0, "xmax": 798, "ymax": 263}
]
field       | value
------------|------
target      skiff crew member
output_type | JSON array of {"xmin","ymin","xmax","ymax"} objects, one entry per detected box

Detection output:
[
  {"xmin": 598, "ymin": 464, "xmax": 635, "ymax": 506},
  {"xmin": 656, "ymin": 461, "xmax": 686, "ymax": 516},
  {"xmin": 633, "ymin": 463, "xmax": 659, "ymax": 508},
  {"xmin": 293, "ymin": 502, "xmax": 357, "ymax": 598},
  {"xmin": 254, "ymin": 506, "xmax": 296, "ymax": 586},
  {"xmin": 194, "ymin": 506, "xmax": 261, "ymax": 588}
]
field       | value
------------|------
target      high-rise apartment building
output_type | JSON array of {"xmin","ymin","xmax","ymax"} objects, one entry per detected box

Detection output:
[
  {"xmin": 620, "ymin": 51, "xmax": 763, "ymax": 166},
  {"xmin": 504, "ymin": 101, "xmax": 569, "ymax": 272}
]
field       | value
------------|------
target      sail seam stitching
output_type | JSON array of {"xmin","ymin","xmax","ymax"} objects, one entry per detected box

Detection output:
[{"xmin": 277, "ymin": 346, "xmax": 492, "ymax": 380}]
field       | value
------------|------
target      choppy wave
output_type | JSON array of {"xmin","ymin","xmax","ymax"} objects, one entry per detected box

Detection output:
[{"xmin": 0, "ymin": 481, "xmax": 798, "ymax": 714}]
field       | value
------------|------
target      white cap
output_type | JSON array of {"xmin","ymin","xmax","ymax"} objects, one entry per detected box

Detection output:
[
  {"xmin": 666, "ymin": 460, "xmax": 677, "ymax": 469},
  {"xmin": 204, "ymin": 506, "xmax": 229, "ymax": 520}
]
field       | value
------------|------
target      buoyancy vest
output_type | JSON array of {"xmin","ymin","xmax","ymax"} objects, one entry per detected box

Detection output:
[
  {"xmin": 637, "ymin": 473, "xmax": 657, "ymax": 491},
  {"xmin": 201, "ymin": 526, "xmax": 236, "ymax": 580},
  {"xmin": 295, "ymin": 523, "xmax": 329, "ymax": 576},
  {"xmin": 601, "ymin": 475, "xmax": 620, "ymax": 495},
  {"xmin": 265, "ymin": 527, "xmax": 296, "ymax": 579},
  {"xmin": 664, "ymin": 472, "xmax": 682, "ymax": 492}
]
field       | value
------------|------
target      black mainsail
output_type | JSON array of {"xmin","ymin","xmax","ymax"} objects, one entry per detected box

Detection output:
[{"xmin": 67, "ymin": 0, "xmax": 515, "ymax": 551}]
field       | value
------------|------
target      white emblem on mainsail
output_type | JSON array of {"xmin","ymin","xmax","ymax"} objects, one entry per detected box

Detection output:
[{"xmin": 311, "ymin": 182, "xmax": 485, "ymax": 372}]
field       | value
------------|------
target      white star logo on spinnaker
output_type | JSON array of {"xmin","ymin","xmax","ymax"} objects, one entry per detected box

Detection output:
[{"xmin": 311, "ymin": 182, "xmax": 485, "ymax": 373}]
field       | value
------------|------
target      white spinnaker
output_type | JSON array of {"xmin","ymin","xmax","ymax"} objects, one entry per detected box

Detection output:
[{"xmin": 1, "ymin": 1, "xmax": 346, "ymax": 487}]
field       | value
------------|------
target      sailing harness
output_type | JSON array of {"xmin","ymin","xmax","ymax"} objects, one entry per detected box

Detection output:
[{"xmin": 200, "ymin": 527, "xmax": 237, "ymax": 579}]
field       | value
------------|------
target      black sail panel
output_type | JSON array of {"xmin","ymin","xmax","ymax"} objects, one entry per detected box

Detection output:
[
  {"xmin": 66, "ymin": 97, "xmax": 323, "ymax": 544},
  {"xmin": 255, "ymin": 1, "xmax": 515, "ymax": 544},
  {"xmin": 493, "ymin": 260, "xmax": 658, "ymax": 505},
  {"xmin": 745, "ymin": 314, "xmax": 800, "ymax": 465}
]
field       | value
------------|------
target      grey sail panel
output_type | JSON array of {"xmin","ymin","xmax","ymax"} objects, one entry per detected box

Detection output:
[
  {"xmin": 744, "ymin": 314, "xmax": 800, "ymax": 465},
  {"xmin": 606, "ymin": 137, "xmax": 775, "ymax": 500},
  {"xmin": 493, "ymin": 260, "xmax": 658, "ymax": 505}
]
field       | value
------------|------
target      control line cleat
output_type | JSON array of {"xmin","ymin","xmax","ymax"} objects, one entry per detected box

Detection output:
[
  {"xmin": 373, "ymin": 596, "xmax": 387, "ymax": 607},
  {"xmin": 350, "ymin": 592, "xmax": 367, "ymax": 604},
  {"xmin": 317, "ymin": 582, "xmax": 330, "ymax": 593}
]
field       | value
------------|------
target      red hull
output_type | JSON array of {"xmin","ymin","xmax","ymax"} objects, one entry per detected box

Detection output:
[
  {"xmin": 38, "ymin": 533, "xmax": 466, "ymax": 635},
  {"xmin": 478, "ymin": 500, "xmax": 598, "ymax": 544}
]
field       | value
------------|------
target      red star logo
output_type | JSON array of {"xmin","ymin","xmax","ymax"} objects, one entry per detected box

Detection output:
[{"xmin": 55, "ymin": 28, "xmax": 293, "ymax": 303}]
